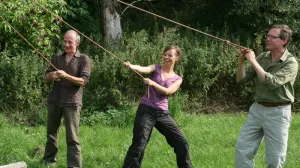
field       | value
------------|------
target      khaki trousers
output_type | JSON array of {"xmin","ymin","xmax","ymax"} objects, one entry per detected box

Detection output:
[{"xmin": 235, "ymin": 102, "xmax": 291, "ymax": 168}]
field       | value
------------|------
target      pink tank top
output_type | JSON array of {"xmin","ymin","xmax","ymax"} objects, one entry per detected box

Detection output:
[{"xmin": 140, "ymin": 64, "xmax": 182, "ymax": 110}]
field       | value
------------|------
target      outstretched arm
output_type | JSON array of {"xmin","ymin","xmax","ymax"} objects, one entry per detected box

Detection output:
[{"xmin": 124, "ymin": 62, "xmax": 155, "ymax": 74}]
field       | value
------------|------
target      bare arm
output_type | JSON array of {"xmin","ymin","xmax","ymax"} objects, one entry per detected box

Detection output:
[
  {"xmin": 124, "ymin": 62, "xmax": 155, "ymax": 74},
  {"xmin": 236, "ymin": 57, "xmax": 247, "ymax": 83},
  {"xmin": 55, "ymin": 70, "xmax": 86, "ymax": 87},
  {"xmin": 144, "ymin": 78, "xmax": 182, "ymax": 95}
]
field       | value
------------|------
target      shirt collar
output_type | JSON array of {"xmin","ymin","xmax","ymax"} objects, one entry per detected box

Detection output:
[
  {"xmin": 279, "ymin": 49, "xmax": 289, "ymax": 62},
  {"xmin": 63, "ymin": 50, "xmax": 81, "ymax": 57},
  {"xmin": 264, "ymin": 49, "xmax": 289, "ymax": 62}
]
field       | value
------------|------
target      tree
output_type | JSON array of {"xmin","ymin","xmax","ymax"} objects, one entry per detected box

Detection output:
[
  {"xmin": 97, "ymin": 0, "xmax": 122, "ymax": 47},
  {"xmin": 0, "ymin": 0, "xmax": 67, "ymax": 56}
]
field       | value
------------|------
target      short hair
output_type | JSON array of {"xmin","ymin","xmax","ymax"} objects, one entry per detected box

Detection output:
[
  {"xmin": 65, "ymin": 30, "xmax": 80, "ymax": 43},
  {"xmin": 270, "ymin": 24, "xmax": 292, "ymax": 47},
  {"xmin": 163, "ymin": 46, "xmax": 182, "ymax": 57}
]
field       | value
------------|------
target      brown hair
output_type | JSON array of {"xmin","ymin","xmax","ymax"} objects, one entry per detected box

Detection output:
[
  {"xmin": 163, "ymin": 46, "xmax": 182, "ymax": 57},
  {"xmin": 270, "ymin": 24, "xmax": 292, "ymax": 47}
]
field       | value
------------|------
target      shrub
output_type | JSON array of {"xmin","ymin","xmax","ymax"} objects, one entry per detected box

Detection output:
[{"xmin": 0, "ymin": 51, "xmax": 47, "ymax": 125}]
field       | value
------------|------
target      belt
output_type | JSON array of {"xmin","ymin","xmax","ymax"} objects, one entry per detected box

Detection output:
[{"xmin": 257, "ymin": 102, "xmax": 291, "ymax": 107}]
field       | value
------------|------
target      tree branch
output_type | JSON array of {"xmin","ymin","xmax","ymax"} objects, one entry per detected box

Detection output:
[{"xmin": 121, "ymin": 0, "xmax": 154, "ymax": 15}]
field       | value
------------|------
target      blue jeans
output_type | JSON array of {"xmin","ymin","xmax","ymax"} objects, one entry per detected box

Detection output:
[{"xmin": 123, "ymin": 104, "xmax": 193, "ymax": 168}]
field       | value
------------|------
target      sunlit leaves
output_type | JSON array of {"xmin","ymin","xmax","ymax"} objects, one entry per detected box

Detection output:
[{"xmin": 1, "ymin": 0, "xmax": 67, "ymax": 56}]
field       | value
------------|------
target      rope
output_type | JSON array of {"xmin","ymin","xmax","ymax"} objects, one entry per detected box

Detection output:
[
  {"xmin": 117, "ymin": 0, "xmax": 248, "ymax": 50},
  {"xmin": 30, "ymin": 0, "xmax": 145, "ymax": 79},
  {"xmin": 0, "ymin": 15, "xmax": 58, "ymax": 71}
]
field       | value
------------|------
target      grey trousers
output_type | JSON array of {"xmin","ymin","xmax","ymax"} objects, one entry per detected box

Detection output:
[
  {"xmin": 43, "ymin": 104, "xmax": 82, "ymax": 168},
  {"xmin": 235, "ymin": 102, "xmax": 292, "ymax": 168}
]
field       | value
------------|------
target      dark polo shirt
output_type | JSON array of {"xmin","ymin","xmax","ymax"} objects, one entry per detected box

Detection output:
[{"xmin": 46, "ymin": 50, "xmax": 91, "ymax": 106}]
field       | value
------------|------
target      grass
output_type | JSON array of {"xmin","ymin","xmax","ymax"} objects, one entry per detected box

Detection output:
[{"xmin": 0, "ymin": 112, "xmax": 300, "ymax": 168}]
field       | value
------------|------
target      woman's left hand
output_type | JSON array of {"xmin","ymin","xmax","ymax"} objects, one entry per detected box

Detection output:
[{"xmin": 143, "ymin": 78, "xmax": 155, "ymax": 86}]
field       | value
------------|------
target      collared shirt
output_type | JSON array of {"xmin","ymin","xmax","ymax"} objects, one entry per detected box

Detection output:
[
  {"xmin": 239, "ymin": 49, "xmax": 298, "ymax": 103},
  {"xmin": 46, "ymin": 50, "xmax": 91, "ymax": 106}
]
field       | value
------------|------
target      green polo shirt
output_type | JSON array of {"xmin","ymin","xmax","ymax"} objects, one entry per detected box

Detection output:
[{"xmin": 239, "ymin": 49, "xmax": 298, "ymax": 103}]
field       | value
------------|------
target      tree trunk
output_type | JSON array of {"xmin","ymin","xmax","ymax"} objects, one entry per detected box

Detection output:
[{"xmin": 96, "ymin": 0, "xmax": 122, "ymax": 47}]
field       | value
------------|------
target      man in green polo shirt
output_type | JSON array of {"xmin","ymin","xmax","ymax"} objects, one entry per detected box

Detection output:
[{"xmin": 235, "ymin": 24, "xmax": 298, "ymax": 168}]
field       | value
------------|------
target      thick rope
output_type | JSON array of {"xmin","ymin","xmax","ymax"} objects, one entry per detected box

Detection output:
[
  {"xmin": 0, "ymin": 15, "xmax": 58, "ymax": 71},
  {"xmin": 30, "ymin": 0, "xmax": 145, "ymax": 79},
  {"xmin": 117, "ymin": 0, "xmax": 248, "ymax": 50}
]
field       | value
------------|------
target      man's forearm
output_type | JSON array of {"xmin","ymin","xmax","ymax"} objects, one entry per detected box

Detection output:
[
  {"xmin": 236, "ymin": 63, "xmax": 246, "ymax": 82},
  {"xmin": 64, "ymin": 74, "xmax": 85, "ymax": 87}
]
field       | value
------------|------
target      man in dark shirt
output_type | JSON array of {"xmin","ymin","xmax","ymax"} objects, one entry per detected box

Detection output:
[{"xmin": 42, "ymin": 30, "xmax": 91, "ymax": 168}]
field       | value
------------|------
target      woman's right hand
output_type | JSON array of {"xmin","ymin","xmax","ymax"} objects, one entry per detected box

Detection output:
[{"xmin": 124, "ymin": 61, "xmax": 131, "ymax": 69}]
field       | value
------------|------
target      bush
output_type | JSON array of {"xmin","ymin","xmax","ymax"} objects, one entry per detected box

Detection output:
[
  {"xmin": 0, "ymin": 51, "xmax": 47, "ymax": 125},
  {"xmin": 2, "ymin": 26, "xmax": 300, "ymax": 126},
  {"xmin": 1, "ymin": 0, "xmax": 67, "ymax": 57},
  {"xmin": 81, "ymin": 106, "xmax": 136, "ymax": 128}
]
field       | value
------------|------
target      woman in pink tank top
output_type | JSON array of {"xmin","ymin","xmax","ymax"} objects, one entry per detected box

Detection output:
[{"xmin": 122, "ymin": 46, "xmax": 193, "ymax": 168}]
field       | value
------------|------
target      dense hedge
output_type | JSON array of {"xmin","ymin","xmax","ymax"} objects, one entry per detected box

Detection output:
[
  {"xmin": 1, "ymin": 0, "xmax": 300, "ymax": 125},
  {"xmin": 1, "ymin": 28, "xmax": 300, "ymax": 125}
]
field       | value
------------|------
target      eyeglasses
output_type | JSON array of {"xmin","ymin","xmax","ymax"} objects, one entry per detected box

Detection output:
[{"xmin": 265, "ymin": 35, "xmax": 280, "ymax": 39}]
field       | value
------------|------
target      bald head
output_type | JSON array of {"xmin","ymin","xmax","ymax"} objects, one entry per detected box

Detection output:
[{"xmin": 65, "ymin": 30, "xmax": 80, "ymax": 43}]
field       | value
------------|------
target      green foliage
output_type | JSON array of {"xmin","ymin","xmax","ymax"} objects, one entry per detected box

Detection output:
[
  {"xmin": 62, "ymin": 0, "xmax": 100, "ymax": 52},
  {"xmin": 0, "ymin": 51, "xmax": 47, "ymax": 125},
  {"xmin": 0, "ymin": 0, "xmax": 67, "ymax": 56},
  {"xmin": 81, "ymin": 106, "xmax": 136, "ymax": 127},
  {"xmin": 2, "ymin": 0, "xmax": 300, "ymax": 126},
  {"xmin": 168, "ymin": 93, "xmax": 188, "ymax": 119},
  {"xmin": 231, "ymin": 0, "xmax": 300, "ymax": 31},
  {"xmin": 83, "ymin": 27, "xmax": 253, "ymax": 115},
  {"xmin": 119, "ymin": 0, "xmax": 300, "ymax": 56}
]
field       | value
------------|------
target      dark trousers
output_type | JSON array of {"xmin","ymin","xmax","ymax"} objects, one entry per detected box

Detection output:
[
  {"xmin": 43, "ymin": 104, "xmax": 82, "ymax": 168},
  {"xmin": 123, "ymin": 104, "xmax": 193, "ymax": 168}
]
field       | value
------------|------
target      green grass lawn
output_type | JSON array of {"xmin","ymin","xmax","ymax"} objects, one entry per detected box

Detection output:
[{"xmin": 0, "ymin": 112, "xmax": 300, "ymax": 168}]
